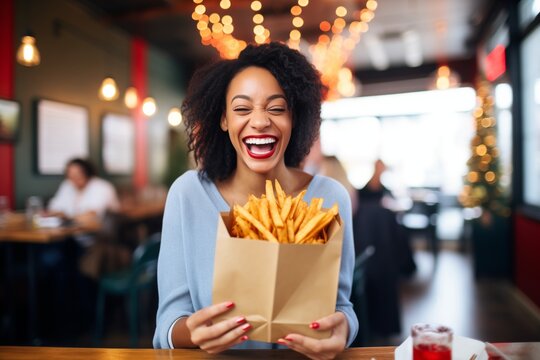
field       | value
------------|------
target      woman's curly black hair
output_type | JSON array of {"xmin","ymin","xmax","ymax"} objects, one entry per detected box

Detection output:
[{"xmin": 182, "ymin": 41, "xmax": 324, "ymax": 181}]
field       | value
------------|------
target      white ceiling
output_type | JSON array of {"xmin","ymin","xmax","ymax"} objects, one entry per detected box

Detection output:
[{"xmin": 350, "ymin": 0, "xmax": 487, "ymax": 70}]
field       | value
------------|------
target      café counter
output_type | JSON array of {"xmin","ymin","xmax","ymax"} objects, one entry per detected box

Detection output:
[{"xmin": 1, "ymin": 342, "xmax": 539, "ymax": 360}]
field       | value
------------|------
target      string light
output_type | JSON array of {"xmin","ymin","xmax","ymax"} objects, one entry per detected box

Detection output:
[{"xmin": 190, "ymin": 0, "xmax": 378, "ymax": 99}]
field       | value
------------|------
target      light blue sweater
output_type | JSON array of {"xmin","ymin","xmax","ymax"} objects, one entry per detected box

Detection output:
[{"xmin": 153, "ymin": 170, "xmax": 359, "ymax": 349}]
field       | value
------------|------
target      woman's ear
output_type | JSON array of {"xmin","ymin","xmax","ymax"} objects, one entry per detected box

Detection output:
[{"xmin": 220, "ymin": 115, "xmax": 228, "ymax": 132}]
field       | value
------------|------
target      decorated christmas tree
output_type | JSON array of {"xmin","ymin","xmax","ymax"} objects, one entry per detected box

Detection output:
[{"xmin": 459, "ymin": 80, "xmax": 509, "ymax": 217}]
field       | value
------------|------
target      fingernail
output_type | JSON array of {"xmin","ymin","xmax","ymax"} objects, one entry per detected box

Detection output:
[
  {"xmin": 235, "ymin": 317, "xmax": 246, "ymax": 325},
  {"xmin": 285, "ymin": 336, "xmax": 294, "ymax": 342},
  {"xmin": 241, "ymin": 323, "xmax": 252, "ymax": 331},
  {"xmin": 226, "ymin": 301, "xmax": 235, "ymax": 309},
  {"xmin": 310, "ymin": 322, "xmax": 320, "ymax": 329},
  {"xmin": 277, "ymin": 339, "xmax": 287, "ymax": 345},
  {"xmin": 240, "ymin": 335, "xmax": 248, "ymax": 341}
]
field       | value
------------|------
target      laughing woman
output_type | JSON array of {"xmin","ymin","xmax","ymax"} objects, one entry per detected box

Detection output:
[{"xmin": 153, "ymin": 42, "xmax": 358, "ymax": 359}]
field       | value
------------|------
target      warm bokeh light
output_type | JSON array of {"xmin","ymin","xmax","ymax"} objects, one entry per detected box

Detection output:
[
  {"xmin": 98, "ymin": 77, "xmax": 119, "ymax": 101},
  {"xmin": 336, "ymin": 6, "xmax": 347, "ymax": 17},
  {"xmin": 209, "ymin": 13, "xmax": 220, "ymax": 23},
  {"xmin": 320, "ymin": 21, "xmax": 331, "ymax": 32},
  {"xmin": 467, "ymin": 171, "xmax": 479, "ymax": 183},
  {"xmin": 253, "ymin": 14, "xmax": 264, "ymax": 24},
  {"xmin": 142, "ymin": 97, "xmax": 157, "ymax": 117},
  {"xmin": 124, "ymin": 87, "xmax": 138, "ymax": 109},
  {"xmin": 168, "ymin": 107, "xmax": 182, "ymax": 127},
  {"xmin": 476, "ymin": 144, "xmax": 488, "ymax": 156},
  {"xmin": 298, "ymin": 0, "xmax": 309, "ymax": 6},
  {"xmin": 366, "ymin": 0, "xmax": 378, "ymax": 11},
  {"xmin": 291, "ymin": 5, "xmax": 302, "ymax": 16},
  {"xmin": 16, "ymin": 35, "xmax": 41, "ymax": 67},
  {"xmin": 289, "ymin": 29, "xmax": 301, "ymax": 41},
  {"xmin": 219, "ymin": 0, "xmax": 231, "ymax": 10},
  {"xmin": 485, "ymin": 171, "xmax": 496, "ymax": 183},
  {"xmin": 292, "ymin": 17, "xmax": 304, "ymax": 28},
  {"xmin": 194, "ymin": 4, "xmax": 206, "ymax": 14},
  {"xmin": 251, "ymin": 1, "xmax": 262, "ymax": 11}
]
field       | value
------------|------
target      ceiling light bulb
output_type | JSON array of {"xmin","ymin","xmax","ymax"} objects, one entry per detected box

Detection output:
[
  {"xmin": 142, "ymin": 97, "xmax": 157, "ymax": 116},
  {"xmin": 168, "ymin": 107, "xmax": 182, "ymax": 127},
  {"xmin": 99, "ymin": 77, "xmax": 119, "ymax": 101},
  {"xmin": 16, "ymin": 35, "xmax": 41, "ymax": 67},
  {"xmin": 124, "ymin": 87, "xmax": 138, "ymax": 109}
]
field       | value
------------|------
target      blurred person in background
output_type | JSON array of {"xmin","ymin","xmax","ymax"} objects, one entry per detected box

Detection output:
[
  {"xmin": 48, "ymin": 158, "xmax": 120, "ymax": 237},
  {"xmin": 357, "ymin": 159, "xmax": 392, "ymax": 206},
  {"xmin": 303, "ymin": 139, "xmax": 358, "ymax": 214}
]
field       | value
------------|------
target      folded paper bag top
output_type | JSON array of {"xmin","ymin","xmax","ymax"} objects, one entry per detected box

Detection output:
[{"xmin": 212, "ymin": 212, "xmax": 344, "ymax": 343}]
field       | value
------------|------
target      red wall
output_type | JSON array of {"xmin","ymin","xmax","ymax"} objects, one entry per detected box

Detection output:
[
  {"xmin": 514, "ymin": 213, "xmax": 540, "ymax": 309},
  {"xmin": 132, "ymin": 38, "xmax": 148, "ymax": 190},
  {"xmin": 0, "ymin": 0, "xmax": 14, "ymax": 209}
]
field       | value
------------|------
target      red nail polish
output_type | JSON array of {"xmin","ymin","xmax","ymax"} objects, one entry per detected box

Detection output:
[
  {"xmin": 285, "ymin": 337, "xmax": 294, "ymax": 342},
  {"xmin": 310, "ymin": 322, "xmax": 320, "ymax": 329},
  {"xmin": 241, "ymin": 323, "xmax": 252, "ymax": 331},
  {"xmin": 226, "ymin": 301, "xmax": 235, "ymax": 309},
  {"xmin": 235, "ymin": 317, "xmax": 246, "ymax": 324},
  {"xmin": 241, "ymin": 335, "xmax": 248, "ymax": 341}
]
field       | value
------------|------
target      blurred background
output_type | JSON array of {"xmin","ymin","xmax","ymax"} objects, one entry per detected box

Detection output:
[{"xmin": 0, "ymin": 0, "xmax": 539, "ymax": 349}]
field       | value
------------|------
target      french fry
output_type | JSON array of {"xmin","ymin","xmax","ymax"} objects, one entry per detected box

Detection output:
[
  {"xmin": 230, "ymin": 179, "xmax": 338, "ymax": 245},
  {"xmin": 266, "ymin": 180, "xmax": 284, "ymax": 228},
  {"xmin": 280, "ymin": 196, "xmax": 293, "ymax": 221},
  {"xmin": 287, "ymin": 219, "xmax": 295, "ymax": 243},
  {"xmin": 274, "ymin": 179, "xmax": 286, "ymax": 207},
  {"xmin": 290, "ymin": 190, "xmax": 306, "ymax": 219},
  {"xmin": 259, "ymin": 198, "xmax": 271, "ymax": 230},
  {"xmin": 235, "ymin": 205, "xmax": 279, "ymax": 243}
]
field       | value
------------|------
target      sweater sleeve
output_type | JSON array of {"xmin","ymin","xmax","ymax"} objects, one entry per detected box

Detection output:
[
  {"xmin": 320, "ymin": 177, "xmax": 359, "ymax": 347},
  {"xmin": 153, "ymin": 175, "xmax": 195, "ymax": 348}
]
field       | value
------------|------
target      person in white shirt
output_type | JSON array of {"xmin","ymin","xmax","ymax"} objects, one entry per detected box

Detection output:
[{"xmin": 49, "ymin": 158, "xmax": 120, "ymax": 225}]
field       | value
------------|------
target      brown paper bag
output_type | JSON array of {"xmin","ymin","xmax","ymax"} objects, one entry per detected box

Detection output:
[{"xmin": 212, "ymin": 212, "xmax": 343, "ymax": 343}]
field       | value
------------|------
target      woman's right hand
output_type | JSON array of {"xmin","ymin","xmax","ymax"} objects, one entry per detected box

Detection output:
[{"xmin": 185, "ymin": 301, "xmax": 252, "ymax": 354}]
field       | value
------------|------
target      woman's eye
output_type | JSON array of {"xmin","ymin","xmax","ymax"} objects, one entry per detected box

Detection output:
[
  {"xmin": 268, "ymin": 108, "xmax": 286, "ymax": 114},
  {"xmin": 234, "ymin": 107, "xmax": 251, "ymax": 113}
]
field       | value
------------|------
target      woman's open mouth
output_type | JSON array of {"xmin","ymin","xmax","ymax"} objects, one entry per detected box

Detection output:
[{"xmin": 243, "ymin": 136, "xmax": 277, "ymax": 159}]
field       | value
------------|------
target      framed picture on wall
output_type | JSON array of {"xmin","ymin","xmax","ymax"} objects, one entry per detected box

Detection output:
[
  {"xmin": 101, "ymin": 113, "xmax": 135, "ymax": 175},
  {"xmin": 0, "ymin": 98, "xmax": 21, "ymax": 143},
  {"xmin": 36, "ymin": 99, "xmax": 89, "ymax": 175}
]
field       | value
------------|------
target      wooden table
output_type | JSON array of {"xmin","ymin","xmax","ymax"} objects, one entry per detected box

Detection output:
[{"xmin": 0, "ymin": 342, "xmax": 538, "ymax": 359}]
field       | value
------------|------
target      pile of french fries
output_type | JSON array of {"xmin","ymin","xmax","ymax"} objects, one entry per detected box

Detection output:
[{"xmin": 231, "ymin": 179, "xmax": 338, "ymax": 244}]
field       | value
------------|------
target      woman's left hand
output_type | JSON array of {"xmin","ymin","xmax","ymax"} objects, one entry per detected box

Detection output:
[{"xmin": 277, "ymin": 311, "xmax": 349, "ymax": 360}]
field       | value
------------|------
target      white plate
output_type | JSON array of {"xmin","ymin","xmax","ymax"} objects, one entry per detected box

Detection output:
[{"xmin": 394, "ymin": 335, "xmax": 488, "ymax": 360}]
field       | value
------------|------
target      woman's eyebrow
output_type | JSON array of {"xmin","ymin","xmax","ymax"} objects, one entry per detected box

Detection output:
[
  {"xmin": 231, "ymin": 94, "xmax": 251, "ymax": 103},
  {"xmin": 267, "ymin": 94, "xmax": 286, "ymax": 102},
  {"xmin": 231, "ymin": 94, "xmax": 286, "ymax": 104}
]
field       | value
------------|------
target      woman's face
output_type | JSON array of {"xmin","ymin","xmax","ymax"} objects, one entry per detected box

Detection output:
[
  {"xmin": 221, "ymin": 66, "xmax": 292, "ymax": 175},
  {"xmin": 66, "ymin": 164, "xmax": 89, "ymax": 190}
]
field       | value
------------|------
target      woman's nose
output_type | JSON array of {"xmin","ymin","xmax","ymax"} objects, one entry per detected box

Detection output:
[{"xmin": 249, "ymin": 110, "xmax": 271, "ymax": 130}]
